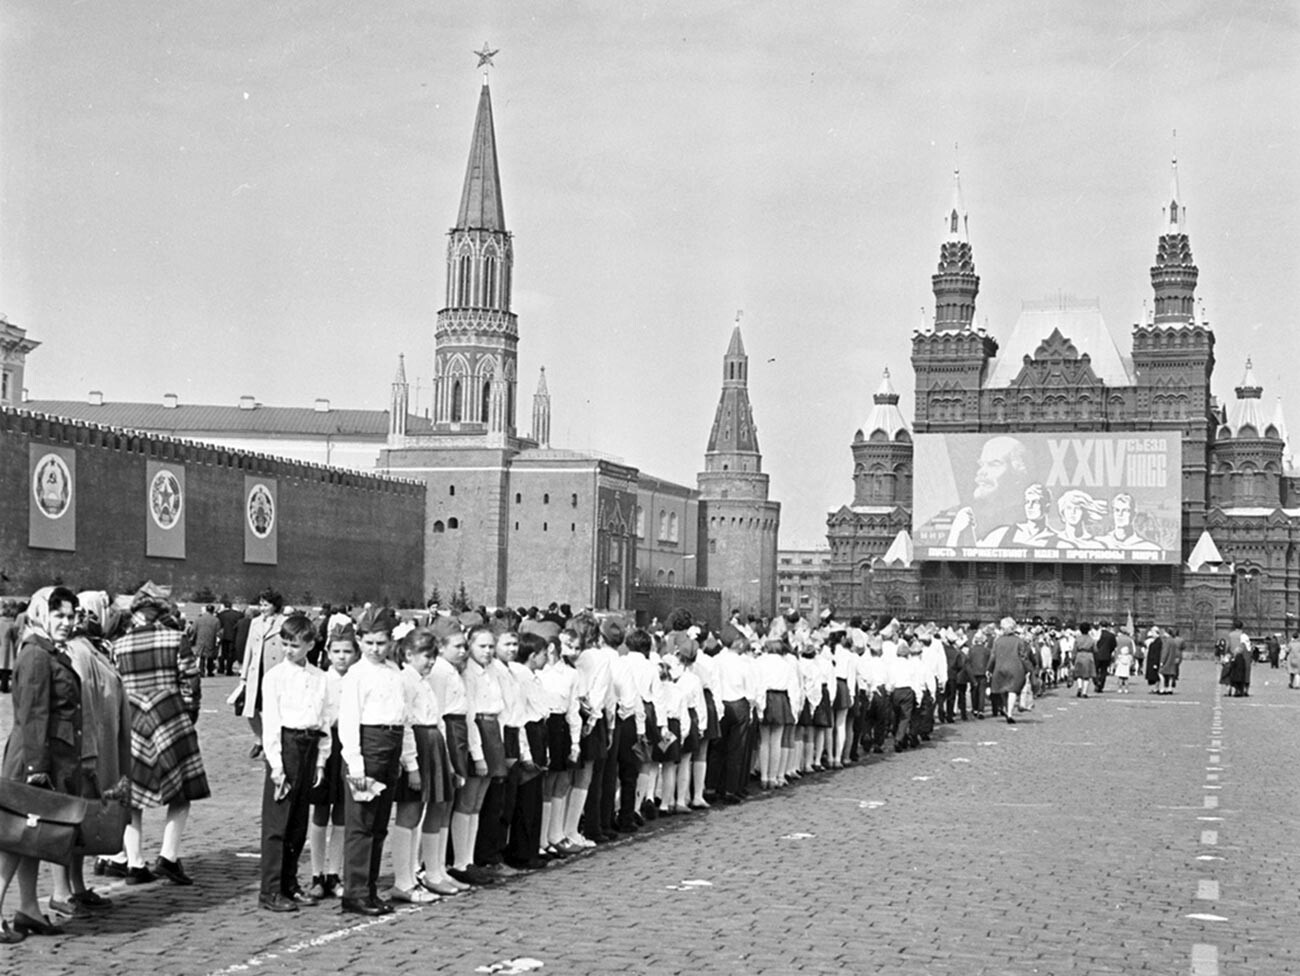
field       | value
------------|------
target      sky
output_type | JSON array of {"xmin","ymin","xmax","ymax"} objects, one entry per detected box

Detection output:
[{"xmin": 3, "ymin": 0, "xmax": 1298, "ymax": 547}]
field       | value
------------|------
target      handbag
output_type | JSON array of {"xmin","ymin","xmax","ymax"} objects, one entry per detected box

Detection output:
[
  {"xmin": 75, "ymin": 797, "xmax": 130, "ymax": 856},
  {"xmin": 0, "ymin": 779, "xmax": 88, "ymax": 863}
]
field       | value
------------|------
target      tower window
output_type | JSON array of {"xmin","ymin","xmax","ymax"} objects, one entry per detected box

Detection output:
[
  {"xmin": 483, "ymin": 255, "xmax": 497, "ymax": 309},
  {"xmin": 448, "ymin": 517, "xmax": 459, "ymax": 530},
  {"xmin": 543, "ymin": 493, "xmax": 550, "ymax": 504},
  {"xmin": 571, "ymin": 493, "xmax": 578, "ymax": 508},
  {"xmin": 515, "ymin": 493, "xmax": 522, "ymax": 504},
  {"xmin": 432, "ymin": 520, "xmax": 445, "ymax": 534},
  {"xmin": 451, "ymin": 380, "xmax": 463, "ymax": 422},
  {"xmin": 481, "ymin": 380, "xmax": 492, "ymax": 423},
  {"xmin": 457, "ymin": 255, "xmax": 472, "ymax": 306},
  {"xmin": 449, "ymin": 485, "xmax": 456, "ymax": 496}
]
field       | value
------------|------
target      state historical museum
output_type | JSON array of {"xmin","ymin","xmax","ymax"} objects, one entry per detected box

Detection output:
[{"xmin": 827, "ymin": 165, "xmax": 1299, "ymax": 648}]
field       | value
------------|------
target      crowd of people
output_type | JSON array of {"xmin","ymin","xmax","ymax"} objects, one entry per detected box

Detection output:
[{"xmin": 0, "ymin": 585, "xmax": 1265, "ymax": 938}]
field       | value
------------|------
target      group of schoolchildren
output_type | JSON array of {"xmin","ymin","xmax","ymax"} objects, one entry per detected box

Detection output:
[{"xmin": 255, "ymin": 604, "xmax": 1061, "ymax": 916}]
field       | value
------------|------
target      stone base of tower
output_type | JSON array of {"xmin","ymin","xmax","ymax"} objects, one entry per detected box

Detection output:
[{"xmin": 698, "ymin": 498, "xmax": 780, "ymax": 618}]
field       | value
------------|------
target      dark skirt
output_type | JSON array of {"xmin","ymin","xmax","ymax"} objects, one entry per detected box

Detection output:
[
  {"xmin": 545, "ymin": 712, "xmax": 573, "ymax": 773},
  {"xmin": 397, "ymin": 724, "xmax": 455, "ymax": 806},
  {"xmin": 642, "ymin": 700, "xmax": 660, "ymax": 750},
  {"xmin": 1072, "ymin": 650, "xmax": 1097, "ymax": 680},
  {"xmin": 503, "ymin": 725, "xmax": 521, "ymax": 761},
  {"xmin": 762, "ymin": 689, "xmax": 795, "ymax": 726},
  {"xmin": 308, "ymin": 726, "xmax": 345, "ymax": 806},
  {"xmin": 652, "ymin": 717, "xmax": 682, "ymax": 764},
  {"xmin": 682, "ymin": 707, "xmax": 700, "ymax": 754},
  {"xmin": 580, "ymin": 716, "xmax": 609, "ymax": 764},
  {"xmin": 524, "ymin": 719, "xmax": 548, "ymax": 770},
  {"xmin": 476, "ymin": 714, "xmax": 508, "ymax": 779},
  {"xmin": 813, "ymin": 686, "xmax": 833, "ymax": 727},
  {"xmin": 797, "ymin": 699, "xmax": 813, "ymax": 727},
  {"xmin": 443, "ymin": 713, "xmax": 471, "ymax": 780},
  {"xmin": 702, "ymin": 689, "xmax": 722, "ymax": 741},
  {"xmin": 833, "ymin": 677, "xmax": 852, "ymax": 711}
]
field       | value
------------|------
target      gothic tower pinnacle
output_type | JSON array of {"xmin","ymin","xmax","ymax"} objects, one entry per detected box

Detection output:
[
  {"xmin": 531, "ymin": 367, "xmax": 551, "ymax": 447},
  {"xmin": 1151, "ymin": 157, "xmax": 1199, "ymax": 324},
  {"xmin": 704, "ymin": 320, "xmax": 762, "ymax": 471},
  {"xmin": 389, "ymin": 353, "xmax": 409, "ymax": 439},
  {"xmin": 931, "ymin": 169, "xmax": 980, "ymax": 331},
  {"xmin": 432, "ymin": 75, "xmax": 518, "ymax": 439}
]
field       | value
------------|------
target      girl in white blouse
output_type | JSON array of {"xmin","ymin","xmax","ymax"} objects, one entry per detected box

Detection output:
[{"xmin": 537, "ymin": 635, "xmax": 583, "ymax": 855}]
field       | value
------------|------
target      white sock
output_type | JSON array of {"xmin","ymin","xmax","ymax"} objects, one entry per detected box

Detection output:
[
  {"xmin": 390, "ymin": 826, "xmax": 415, "ymax": 891},
  {"xmin": 308, "ymin": 823, "xmax": 327, "ymax": 876}
]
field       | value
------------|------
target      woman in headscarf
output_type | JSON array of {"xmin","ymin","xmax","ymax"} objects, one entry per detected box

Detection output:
[
  {"xmin": 45, "ymin": 592, "xmax": 132, "ymax": 917},
  {"xmin": 110, "ymin": 585, "xmax": 210, "ymax": 886},
  {"xmin": 987, "ymin": 617, "xmax": 1029, "ymax": 725},
  {"xmin": 0, "ymin": 586, "xmax": 84, "ymax": 940}
]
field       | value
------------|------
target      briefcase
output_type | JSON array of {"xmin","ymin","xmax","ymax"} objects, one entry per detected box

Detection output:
[{"xmin": 0, "ymin": 779, "xmax": 88, "ymax": 863}]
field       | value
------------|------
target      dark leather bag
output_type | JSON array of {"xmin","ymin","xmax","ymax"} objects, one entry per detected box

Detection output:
[
  {"xmin": 0, "ymin": 779, "xmax": 88, "ymax": 862},
  {"xmin": 75, "ymin": 797, "xmax": 130, "ymax": 856}
]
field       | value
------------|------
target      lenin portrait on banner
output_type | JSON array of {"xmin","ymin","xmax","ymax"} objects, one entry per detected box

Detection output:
[{"xmin": 915, "ymin": 435, "xmax": 1034, "ymax": 548}]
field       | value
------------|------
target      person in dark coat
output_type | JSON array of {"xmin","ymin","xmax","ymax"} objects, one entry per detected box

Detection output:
[
  {"xmin": 1093, "ymin": 623, "xmax": 1116, "ymax": 694},
  {"xmin": 217, "ymin": 600, "xmax": 244, "ymax": 677},
  {"xmin": 1158, "ymin": 628, "xmax": 1184, "ymax": 694},
  {"xmin": 1144, "ymin": 628, "xmax": 1164, "ymax": 690},
  {"xmin": 0, "ymin": 586, "xmax": 84, "ymax": 940},
  {"xmin": 965, "ymin": 623, "xmax": 993, "ymax": 719},
  {"xmin": 987, "ymin": 617, "xmax": 1028, "ymax": 725}
]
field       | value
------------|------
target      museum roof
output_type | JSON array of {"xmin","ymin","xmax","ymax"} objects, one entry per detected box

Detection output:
[{"xmin": 985, "ymin": 298, "xmax": 1135, "ymax": 389}]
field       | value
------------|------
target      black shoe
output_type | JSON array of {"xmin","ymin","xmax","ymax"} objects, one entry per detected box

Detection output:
[
  {"xmin": 289, "ymin": 887, "xmax": 319, "ymax": 907},
  {"xmin": 95, "ymin": 858, "xmax": 129, "ymax": 878},
  {"xmin": 368, "ymin": 896, "xmax": 394, "ymax": 915},
  {"xmin": 249, "ymin": 743, "xmax": 264, "ymax": 759},
  {"xmin": 153, "ymin": 856, "xmax": 194, "ymax": 886},
  {"xmin": 125, "ymin": 866, "xmax": 157, "ymax": 885},
  {"xmin": 322, "ymin": 873, "xmax": 341, "ymax": 898},
  {"xmin": 259, "ymin": 893, "xmax": 299, "ymax": 913},
  {"xmin": 1006, "ymin": 715, "xmax": 1017, "ymax": 724},
  {"xmin": 70, "ymin": 889, "xmax": 113, "ymax": 910},
  {"xmin": 11, "ymin": 912, "xmax": 61, "ymax": 937},
  {"xmin": 340, "ymin": 896, "xmax": 383, "ymax": 916}
]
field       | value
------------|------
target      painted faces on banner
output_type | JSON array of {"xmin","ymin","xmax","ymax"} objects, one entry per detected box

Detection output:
[{"xmin": 913, "ymin": 433, "xmax": 1181, "ymax": 565}]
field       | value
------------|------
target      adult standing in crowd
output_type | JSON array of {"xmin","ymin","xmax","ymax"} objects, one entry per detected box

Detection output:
[
  {"xmin": 1144, "ymin": 627, "xmax": 1164, "ymax": 692},
  {"xmin": 110, "ymin": 585, "xmax": 211, "ymax": 886},
  {"xmin": 239, "ymin": 590, "xmax": 287, "ymax": 759},
  {"xmin": 966, "ymin": 623, "xmax": 991, "ymax": 719},
  {"xmin": 1286, "ymin": 632, "xmax": 1300, "ymax": 689},
  {"xmin": 1093, "ymin": 622, "xmax": 1116, "ymax": 694},
  {"xmin": 0, "ymin": 601, "xmax": 19, "ymax": 694},
  {"xmin": 216, "ymin": 600, "xmax": 243, "ymax": 677},
  {"xmin": 1158, "ymin": 628, "xmax": 1184, "ymax": 694},
  {"xmin": 193, "ymin": 605, "xmax": 221, "ymax": 678},
  {"xmin": 987, "ymin": 617, "xmax": 1028, "ymax": 724},
  {"xmin": 0, "ymin": 586, "xmax": 83, "ymax": 940},
  {"xmin": 1072, "ymin": 622, "xmax": 1097, "ymax": 699}
]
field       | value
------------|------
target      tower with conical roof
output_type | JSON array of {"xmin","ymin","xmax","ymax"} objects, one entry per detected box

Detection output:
[
  {"xmin": 1211, "ymin": 358, "xmax": 1285, "ymax": 508},
  {"xmin": 697, "ymin": 320, "xmax": 780, "ymax": 616},
  {"xmin": 850, "ymin": 368, "xmax": 913, "ymax": 507},
  {"xmin": 430, "ymin": 78, "xmax": 517, "ymax": 442},
  {"xmin": 1132, "ymin": 157, "xmax": 1216, "ymax": 518},
  {"xmin": 531, "ymin": 367, "xmax": 551, "ymax": 447},
  {"xmin": 1150, "ymin": 159, "xmax": 1198, "ymax": 324},
  {"xmin": 911, "ymin": 170, "xmax": 998, "ymax": 432},
  {"xmin": 389, "ymin": 354, "xmax": 409, "ymax": 438}
]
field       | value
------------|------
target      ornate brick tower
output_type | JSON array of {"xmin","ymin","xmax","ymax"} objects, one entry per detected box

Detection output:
[
  {"xmin": 1131, "ymin": 159, "xmax": 1215, "ymax": 519},
  {"xmin": 911, "ymin": 171, "xmax": 998, "ymax": 431},
  {"xmin": 430, "ymin": 79, "xmax": 517, "ymax": 443},
  {"xmin": 697, "ymin": 322, "xmax": 780, "ymax": 616}
]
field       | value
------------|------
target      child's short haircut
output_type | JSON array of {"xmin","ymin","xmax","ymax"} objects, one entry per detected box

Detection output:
[
  {"xmin": 516, "ymin": 632, "xmax": 547, "ymax": 664},
  {"xmin": 328, "ymin": 629, "xmax": 360, "ymax": 656},
  {"xmin": 625, "ymin": 628, "xmax": 653, "ymax": 658},
  {"xmin": 401, "ymin": 628, "xmax": 439, "ymax": 661},
  {"xmin": 280, "ymin": 613, "xmax": 316, "ymax": 644},
  {"xmin": 600, "ymin": 619, "xmax": 625, "ymax": 648}
]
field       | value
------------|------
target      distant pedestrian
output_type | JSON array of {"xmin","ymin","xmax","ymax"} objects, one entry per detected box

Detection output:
[
  {"xmin": 193, "ymin": 605, "xmax": 220, "ymax": 677},
  {"xmin": 1071, "ymin": 623, "xmax": 1097, "ymax": 698},
  {"xmin": 1287, "ymin": 633, "xmax": 1300, "ymax": 689},
  {"xmin": 1113, "ymin": 636, "xmax": 1134, "ymax": 693},
  {"xmin": 1158, "ymin": 628, "xmax": 1183, "ymax": 694},
  {"xmin": 987, "ymin": 617, "xmax": 1028, "ymax": 725}
]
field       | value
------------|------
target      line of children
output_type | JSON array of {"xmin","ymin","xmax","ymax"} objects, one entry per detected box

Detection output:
[{"xmin": 257, "ymin": 609, "xmax": 1063, "ymax": 916}]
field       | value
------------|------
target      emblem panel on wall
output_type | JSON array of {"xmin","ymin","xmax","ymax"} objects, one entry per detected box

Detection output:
[
  {"xmin": 29, "ymin": 444, "xmax": 76, "ymax": 551},
  {"xmin": 244, "ymin": 476, "xmax": 278, "ymax": 565}
]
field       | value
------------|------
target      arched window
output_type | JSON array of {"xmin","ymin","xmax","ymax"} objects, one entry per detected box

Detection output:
[
  {"xmin": 667, "ymin": 570, "xmax": 676, "ymax": 584},
  {"xmin": 658, "ymin": 510, "xmax": 668, "ymax": 540},
  {"xmin": 543, "ymin": 493, "xmax": 550, "ymax": 505},
  {"xmin": 447, "ymin": 517, "xmax": 459, "ymax": 530},
  {"xmin": 515, "ymin": 492, "xmax": 522, "ymax": 504},
  {"xmin": 635, "ymin": 507, "xmax": 645, "ymax": 537},
  {"xmin": 483, "ymin": 255, "xmax": 496, "ymax": 308},
  {"xmin": 457, "ymin": 255, "xmax": 472, "ymax": 305},
  {"xmin": 481, "ymin": 380, "xmax": 492, "ymax": 423},
  {"xmin": 668, "ymin": 511, "xmax": 679, "ymax": 543},
  {"xmin": 656, "ymin": 569, "xmax": 666, "ymax": 582},
  {"xmin": 451, "ymin": 380, "xmax": 463, "ymax": 422},
  {"xmin": 432, "ymin": 520, "xmax": 445, "ymax": 534},
  {"xmin": 507, "ymin": 384, "xmax": 514, "ymax": 428},
  {"xmin": 449, "ymin": 485, "xmax": 455, "ymax": 496}
]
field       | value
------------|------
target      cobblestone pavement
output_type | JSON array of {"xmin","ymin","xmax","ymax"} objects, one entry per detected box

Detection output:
[{"xmin": 0, "ymin": 661, "xmax": 1295, "ymax": 975}]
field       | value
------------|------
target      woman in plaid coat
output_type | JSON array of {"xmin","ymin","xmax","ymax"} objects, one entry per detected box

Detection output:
[{"xmin": 110, "ymin": 586, "xmax": 210, "ymax": 886}]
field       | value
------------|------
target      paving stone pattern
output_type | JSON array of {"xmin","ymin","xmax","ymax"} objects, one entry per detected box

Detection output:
[{"xmin": 0, "ymin": 662, "xmax": 1295, "ymax": 975}]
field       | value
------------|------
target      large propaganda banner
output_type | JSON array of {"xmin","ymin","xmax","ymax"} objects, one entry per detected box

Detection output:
[{"xmin": 912, "ymin": 432, "xmax": 1182, "ymax": 564}]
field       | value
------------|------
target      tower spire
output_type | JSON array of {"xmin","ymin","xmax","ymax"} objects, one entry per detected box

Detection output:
[
  {"xmin": 931, "ymin": 169, "xmax": 979, "ymax": 330},
  {"xmin": 531, "ymin": 367, "xmax": 551, "ymax": 447},
  {"xmin": 1151, "ymin": 155, "xmax": 1198, "ymax": 324},
  {"xmin": 455, "ymin": 82, "xmax": 506, "ymax": 232},
  {"xmin": 706, "ymin": 320, "xmax": 760, "ymax": 460},
  {"xmin": 389, "ymin": 353, "xmax": 409, "ymax": 439}
]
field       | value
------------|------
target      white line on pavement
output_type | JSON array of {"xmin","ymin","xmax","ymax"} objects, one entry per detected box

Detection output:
[
  {"xmin": 1197, "ymin": 880, "xmax": 1220, "ymax": 900},
  {"xmin": 1204, "ymin": 796, "xmax": 1220, "ymax": 809},
  {"xmin": 1191, "ymin": 943, "xmax": 1219, "ymax": 975},
  {"xmin": 1200, "ymin": 830, "xmax": 1217, "ymax": 845}
]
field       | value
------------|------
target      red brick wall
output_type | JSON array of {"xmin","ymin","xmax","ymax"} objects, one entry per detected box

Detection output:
[{"xmin": 1, "ymin": 409, "xmax": 425, "ymax": 605}]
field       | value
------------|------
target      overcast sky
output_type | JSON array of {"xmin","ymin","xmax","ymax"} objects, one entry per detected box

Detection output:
[{"xmin": 3, "ymin": 1, "xmax": 1297, "ymax": 547}]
